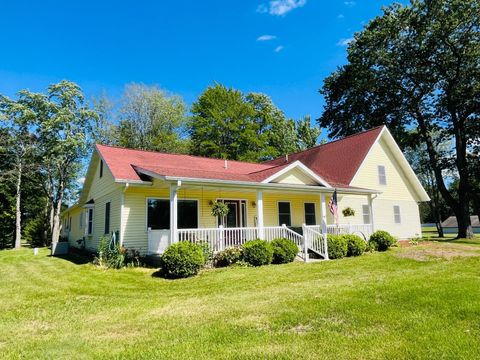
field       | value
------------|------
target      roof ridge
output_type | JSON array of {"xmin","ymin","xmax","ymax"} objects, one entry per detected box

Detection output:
[
  {"xmin": 96, "ymin": 143, "xmax": 273, "ymax": 168},
  {"xmin": 263, "ymin": 125, "xmax": 385, "ymax": 163}
]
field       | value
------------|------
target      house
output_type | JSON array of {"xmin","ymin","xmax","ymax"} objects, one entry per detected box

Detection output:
[
  {"xmin": 441, "ymin": 216, "xmax": 480, "ymax": 234},
  {"xmin": 61, "ymin": 126, "xmax": 429, "ymax": 260}
]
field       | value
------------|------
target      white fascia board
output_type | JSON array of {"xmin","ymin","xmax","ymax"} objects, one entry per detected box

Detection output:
[{"xmin": 260, "ymin": 160, "xmax": 332, "ymax": 187}]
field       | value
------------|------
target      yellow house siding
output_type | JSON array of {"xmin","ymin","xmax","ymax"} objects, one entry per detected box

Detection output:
[
  {"xmin": 85, "ymin": 154, "xmax": 118, "ymax": 201},
  {"xmin": 63, "ymin": 206, "xmax": 84, "ymax": 247},
  {"xmin": 349, "ymin": 136, "xmax": 422, "ymax": 239},
  {"xmin": 272, "ymin": 168, "xmax": 318, "ymax": 185}
]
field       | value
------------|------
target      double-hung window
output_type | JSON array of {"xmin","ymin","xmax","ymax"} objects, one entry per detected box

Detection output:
[
  {"xmin": 278, "ymin": 202, "xmax": 291, "ymax": 226},
  {"xmin": 378, "ymin": 165, "xmax": 387, "ymax": 185},
  {"xmin": 87, "ymin": 208, "xmax": 94, "ymax": 235},
  {"xmin": 104, "ymin": 202, "xmax": 111, "ymax": 234},
  {"xmin": 304, "ymin": 203, "xmax": 316, "ymax": 225},
  {"xmin": 362, "ymin": 205, "xmax": 370, "ymax": 224},
  {"xmin": 393, "ymin": 205, "xmax": 401, "ymax": 224}
]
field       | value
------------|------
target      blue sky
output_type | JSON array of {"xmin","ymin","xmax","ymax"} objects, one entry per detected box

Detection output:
[{"xmin": 0, "ymin": 0, "xmax": 399, "ymax": 133}]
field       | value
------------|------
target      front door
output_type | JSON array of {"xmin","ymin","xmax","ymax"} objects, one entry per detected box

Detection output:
[{"xmin": 224, "ymin": 201, "xmax": 239, "ymax": 228}]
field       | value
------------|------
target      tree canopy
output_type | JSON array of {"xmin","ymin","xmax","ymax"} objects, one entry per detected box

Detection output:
[{"xmin": 319, "ymin": 0, "xmax": 480, "ymax": 238}]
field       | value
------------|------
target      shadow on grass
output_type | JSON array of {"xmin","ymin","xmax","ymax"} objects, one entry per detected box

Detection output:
[{"xmin": 53, "ymin": 249, "xmax": 94, "ymax": 265}]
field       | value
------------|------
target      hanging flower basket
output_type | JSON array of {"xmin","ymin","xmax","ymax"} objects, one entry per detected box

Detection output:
[
  {"xmin": 342, "ymin": 207, "xmax": 356, "ymax": 217},
  {"xmin": 211, "ymin": 201, "xmax": 229, "ymax": 218}
]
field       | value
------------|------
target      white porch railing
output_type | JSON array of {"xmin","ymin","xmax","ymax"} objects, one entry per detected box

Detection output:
[
  {"xmin": 177, "ymin": 225, "xmax": 306, "ymax": 259},
  {"xmin": 302, "ymin": 225, "xmax": 328, "ymax": 260},
  {"xmin": 305, "ymin": 224, "xmax": 373, "ymax": 240}
]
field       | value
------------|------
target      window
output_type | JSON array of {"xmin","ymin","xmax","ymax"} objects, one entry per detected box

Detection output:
[
  {"xmin": 278, "ymin": 202, "xmax": 291, "ymax": 226},
  {"xmin": 178, "ymin": 200, "xmax": 198, "ymax": 229},
  {"xmin": 79, "ymin": 212, "xmax": 83, "ymax": 229},
  {"xmin": 362, "ymin": 205, "xmax": 370, "ymax": 224},
  {"xmin": 87, "ymin": 208, "xmax": 94, "ymax": 235},
  {"xmin": 304, "ymin": 203, "xmax": 316, "ymax": 225},
  {"xmin": 99, "ymin": 160, "xmax": 103, "ymax": 178},
  {"xmin": 147, "ymin": 199, "xmax": 199, "ymax": 230},
  {"xmin": 378, "ymin": 165, "xmax": 387, "ymax": 185},
  {"xmin": 69, "ymin": 217, "xmax": 72, "ymax": 231},
  {"xmin": 393, "ymin": 205, "xmax": 401, "ymax": 224},
  {"xmin": 147, "ymin": 199, "xmax": 170, "ymax": 230},
  {"xmin": 104, "ymin": 202, "xmax": 111, "ymax": 234}
]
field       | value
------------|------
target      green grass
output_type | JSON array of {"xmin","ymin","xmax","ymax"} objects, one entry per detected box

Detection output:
[{"xmin": 1, "ymin": 243, "xmax": 480, "ymax": 359}]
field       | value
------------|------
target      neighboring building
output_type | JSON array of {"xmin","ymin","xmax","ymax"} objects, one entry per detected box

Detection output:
[
  {"xmin": 61, "ymin": 126, "xmax": 429, "ymax": 259},
  {"xmin": 441, "ymin": 216, "xmax": 480, "ymax": 234}
]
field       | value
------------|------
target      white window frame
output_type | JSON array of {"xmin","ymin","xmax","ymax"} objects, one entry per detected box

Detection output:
[
  {"xmin": 278, "ymin": 201, "xmax": 292, "ymax": 227},
  {"xmin": 393, "ymin": 205, "xmax": 401, "ymax": 224},
  {"xmin": 378, "ymin": 165, "xmax": 387, "ymax": 185},
  {"xmin": 146, "ymin": 197, "xmax": 200, "ymax": 231},
  {"xmin": 303, "ymin": 202, "xmax": 316, "ymax": 226},
  {"xmin": 87, "ymin": 208, "xmax": 94, "ymax": 235},
  {"xmin": 362, "ymin": 204, "xmax": 370, "ymax": 224}
]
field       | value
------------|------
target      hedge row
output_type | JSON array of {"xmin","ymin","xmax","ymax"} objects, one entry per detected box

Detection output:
[{"xmin": 327, "ymin": 230, "xmax": 396, "ymax": 259}]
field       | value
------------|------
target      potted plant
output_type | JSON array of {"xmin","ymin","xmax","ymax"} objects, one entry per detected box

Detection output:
[
  {"xmin": 342, "ymin": 207, "xmax": 356, "ymax": 218},
  {"xmin": 211, "ymin": 201, "xmax": 229, "ymax": 218}
]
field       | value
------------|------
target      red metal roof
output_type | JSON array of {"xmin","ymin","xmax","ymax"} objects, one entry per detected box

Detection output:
[{"xmin": 96, "ymin": 126, "xmax": 384, "ymax": 187}]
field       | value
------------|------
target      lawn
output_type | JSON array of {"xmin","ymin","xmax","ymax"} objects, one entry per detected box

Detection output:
[{"xmin": 1, "ymin": 242, "xmax": 480, "ymax": 359}]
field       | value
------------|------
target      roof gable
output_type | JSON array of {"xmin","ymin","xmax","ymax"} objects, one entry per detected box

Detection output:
[{"xmin": 264, "ymin": 126, "xmax": 384, "ymax": 187}]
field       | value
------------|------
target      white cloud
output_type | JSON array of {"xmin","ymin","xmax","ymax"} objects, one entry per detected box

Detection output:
[
  {"xmin": 257, "ymin": 34, "xmax": 277, "ymax": 41},
  {"xmin": 337, "ymin": 37, "xmax": 353, "ymax": 46},
  {"xmin": 257, "ymin": 0, "xmax": 307, "ymax": 16},
  {"xmin": 344, "ymin": 1, "xmax": 356, "ymax": 6},
  {"xmin": 77, "ymin": 177, "xmax": 86, "ymax": 184},
  {"xmin": 338, "ymin": 13, "xmax": 345, "ymax": 19},
  {"xmin": 274, "ymin": 45, "xmax": 284, "ymax": 52}
]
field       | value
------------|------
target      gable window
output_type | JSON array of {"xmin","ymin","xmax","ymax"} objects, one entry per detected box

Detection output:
[
  {"xmin": 304, "ymin": 203, "xmax": 316, "ymax": 225},
  {"xmin": 278, "ymin": 202, "xmax": 291, "ymax": 226},
  {"xmin": 147, "ymin": 199, "xmax": 199, "ymax": 230},
  {"xmin": 87, "ymin": 208, "xmax": 94, "ymax": 235},
  {"xmin": 378, "ymin": 165, "xmax": 387, "ymax": 185},
  {"xmin": 104, "ymin": 202, "xmax": 111, "ymax": 234},
  {"xmin": 100, "ymin": 160, "xmax": 103, "ymax": 178},
  {"xmin": 393, "ymin": 205, "xmax": 401, "ymax": 224},
  {"xmin": 362, "ymin": 205, "xmax": 370, "ymax": 224}
]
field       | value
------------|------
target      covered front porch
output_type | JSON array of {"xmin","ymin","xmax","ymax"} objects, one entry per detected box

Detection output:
[{"xmin": 143, "ymin": 180, "xmax": 376, "ymax": 261}]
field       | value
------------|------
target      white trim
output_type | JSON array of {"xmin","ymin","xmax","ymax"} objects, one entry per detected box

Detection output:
[
  {"xmin": 277, "ymin": 200, "xmax": 292, "ymax": 226},
  {"xmin": 261, "ymin": 160, "xmax": 331, "ymax": 187},
  {"xmin": 133, "ymin": 166, "xmax": 379, "ymax": 195}
]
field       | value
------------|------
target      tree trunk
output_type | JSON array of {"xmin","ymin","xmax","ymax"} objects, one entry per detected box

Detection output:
[
  {"xmin": 51, "ymin": 182, "xmax": 64, "ymax": 244},
  {"xmin": 14, "ymin": 162, "xmax": 22, "ymax": 249}
]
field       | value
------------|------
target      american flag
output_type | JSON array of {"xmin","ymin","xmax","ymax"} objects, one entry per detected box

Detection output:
[{"xmin": 328, "ymin": 189, "xmax": 339, "ymax": 224}]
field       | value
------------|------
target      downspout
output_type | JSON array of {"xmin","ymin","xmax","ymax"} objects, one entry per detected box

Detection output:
[{"xmin": 120, "ymin": 183, "xmax": 129, "ymax": 246}]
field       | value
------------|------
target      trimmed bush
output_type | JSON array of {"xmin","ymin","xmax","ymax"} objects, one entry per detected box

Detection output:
[
  {"xmin": 94, "ymin": 236, "xmax": 126, "ymax": 269},
  {"xmin": 327, "ymin": 235, "xmax": 348, "ymax": 259},
  {"xmin": 343, "ymin": 234, "xmax": 366, "ymax": 257},
  {"xmin": 159, "ymin": 242, "xmax": 205, "ymax": 279},
  {"xmin": 271, "ymin": 238, "xmax": 298, "ymax": 264},
  {"xmin": 214, "ymin": 247, "xmax": 242, "ymax": 267},
  {"xmin": 242, "ymin": 239, "xmax": 273, "ymax": 266},
  {"xmin": 369, "ymin": 230, "xmax": 396, "ymax": 252}
]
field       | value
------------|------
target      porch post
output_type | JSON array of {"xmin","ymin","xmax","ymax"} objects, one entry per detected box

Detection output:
[
  {"xmin": 368, "ymin": 194, "xmax": 374, "ymax": 234},
  {"xmin": 170, "ymin": 183, "xmax": 178, "ymax": 243},
  {"xmin": 256, "ymin": 190, "xmax": 264, "ymax": 239},
  {"xmin": 320, "ymin": 193, "xmax": 327, "ymax": 234}
]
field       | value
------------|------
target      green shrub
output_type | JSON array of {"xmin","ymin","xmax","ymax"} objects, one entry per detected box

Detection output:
[
  {"xmin": 271, "ymin": 238, "xmax": 298, "ymax": 264},
  {"xmin": 369, "ymin": 230, "xmax": 396, "ymax": 251},
  {"xmin": 198, "ymin": 242, "xmax": 213, "ymax": 265},
  {"xmin": 342, "ymin": 234, "xmax": 366, "ymax": 257},
  {"xmin": 241, "ymin": 239, "xmax": 273, "ymax": 266},
  {"xmin": 327, "ymin": 235, "xmax": 348, "ymax": 259},
  {"xmin": 160, "ymin": 242, "xmax": 205, "ymax": 279},
  {"xmin": 214, "ymin": 247, "xmax": 242, "ymax": 267},
  {"xmin": 94, "ymin": 235, "xmax": 126, "ymax": 269}
]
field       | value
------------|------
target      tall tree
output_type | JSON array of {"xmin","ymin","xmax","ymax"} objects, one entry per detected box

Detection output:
[
  {"xmin": 36, "ymin": 81, "xmax": 98, "ymax": 244},
  {"xmin": 0, "ymin": 92, "xmax": 39, "ymax": 249},
  {"xmin": 116, "ymin": 84, "xmax": 189, "ymax": 153},
  {"xmin": 319, "ymin": 0, "xmax": 480, "ymax": 238},
  {"xmin": 295, "ymin": 116, "xmax": 321, "ymax": 151}
]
